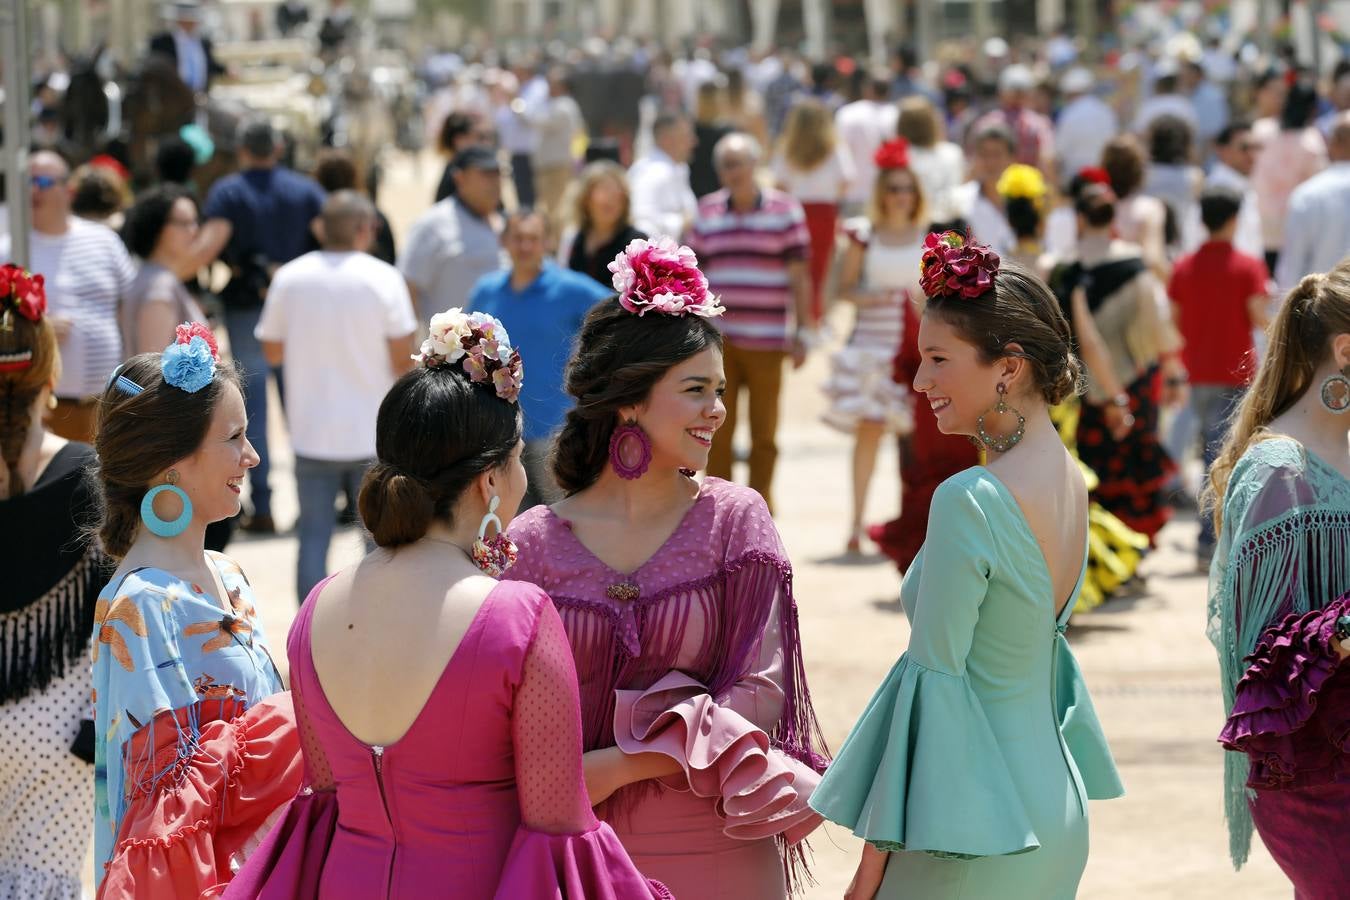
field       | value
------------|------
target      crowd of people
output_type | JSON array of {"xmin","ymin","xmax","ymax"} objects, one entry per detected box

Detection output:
[{"xmin": 0, "ymin": 21, "xmax": 1348, "ymax": 900}]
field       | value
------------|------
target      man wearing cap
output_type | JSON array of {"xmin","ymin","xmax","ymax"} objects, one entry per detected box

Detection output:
[
  {"xmin": 968, "ymin": 64, "xmax": 1055, "ymax": 174},
  {"xmin": 187, "ymin": 118, "xmax": 327, "ymax": 534},
  {"xmin": 398, "ymin": 145, "xmax": 506, "ymax": 325},
  {"xmin": 1055, "ymin": 67, "xmax": 1118, "ymax": 182},
  {"xmin": 148, "ymin": 1, "xmax": 224, "ymax": 94}
]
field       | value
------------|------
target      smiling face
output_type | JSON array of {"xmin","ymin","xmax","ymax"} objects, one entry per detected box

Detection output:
[
  {"xmin": 879, "ymin": 167, "xmax": 920, "ymax": 222},
  {"xmin": 628, "ymin": 346, "xmax": 726, "ymax": 473},
  {"xmin": 913, "ymin": 311, "xmax": 1013, "ymax": 437},
  {"xmin": 164, "ymin": 381, "xmax": 259, "ymax": 525}
]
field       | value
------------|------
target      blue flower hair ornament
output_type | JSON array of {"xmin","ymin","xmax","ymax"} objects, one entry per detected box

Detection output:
[{"xmin": 161, "ymin": 332, "xmax": 218, "ymax": 393}]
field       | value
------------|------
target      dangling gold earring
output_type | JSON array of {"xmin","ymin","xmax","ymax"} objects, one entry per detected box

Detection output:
[{"xmin": 976, "ymin": 383, "xmax": 1026, "ymax": 452}]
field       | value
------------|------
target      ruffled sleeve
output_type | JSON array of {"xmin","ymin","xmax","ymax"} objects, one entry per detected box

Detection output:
[
  {"xmin": 1218, "ymin": 592, "xmax": 1350, "ymax": 788},
  {"xmin": 809, "ymin": 480, "xmax": 1039, "ymax": 858},
  {"xmin": 497, "ymin": 596, "xmax": 668, "ymax": 898}
]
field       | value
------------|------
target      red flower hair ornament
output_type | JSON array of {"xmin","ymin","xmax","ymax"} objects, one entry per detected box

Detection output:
[
  {"xmin": 1077, "ymin": 166, "xmax": 1112, "ymax": 188},
  {"xmin": 0, "ymin": 263, "xmax": 47, "ymax": 328},
  {"xmin": 873, "ymin": 138, "xmax": 911, "ymax": 171},
  {"xmin": 919, "ymin": 231, "xmax": 1001, "ymax": 301}
]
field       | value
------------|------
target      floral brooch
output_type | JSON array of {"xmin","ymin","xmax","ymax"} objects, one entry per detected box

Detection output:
[
  {"xmin": 414, "ymin": 308, "xmax": 524, "ymax": 402},
  {"xmin": 919, "ymin": 231, "xmax": 1001, "ymax": 301}
]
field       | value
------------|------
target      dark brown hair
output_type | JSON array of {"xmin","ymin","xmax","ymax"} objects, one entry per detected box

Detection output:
[
  {"xmin": 0, "ymin": 316, "xmax": 61, "ymax": 497},
  {"xmin": 1075, "ymin": 183, "xmax": 1116, "ymax": 229},
  {"xmin": 91, "ymin": 352, "xmax": 241, "ymax": 558},
  {"xmin": 1101, "ymin": 135, "xmax": 1145, "ymax": 198},
  {"xmin": 925, "ymin": 261, "xmax": 1083, "ymax": 405},
  {"xmin": 358, "ymin": 365, "xmax": 521, "ymax": 548},
  {"xmin": 552, "ymin": 299, "xmax": 723, "ymax": 494}
]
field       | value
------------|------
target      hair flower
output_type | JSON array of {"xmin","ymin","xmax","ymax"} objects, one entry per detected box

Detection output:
[
  {"xmin": 0, "ymin": 263, "xmax": 47, "ymax": 330},
  {"xmin": 996, "ymin": 163, "xmax": 1048, "ymax": 204},
  {"xmin": 175, "ymin": 321, "xmax": 219, "ymax": 358},
  {"xmin": 873, "ymin": 138, "xmax": 911, "ymax": 171},
  {"xmin": 608, "ymin": 238, "xmax": 724, "ymax": 318},
  {"xmin": 413, "ymin": 308, "xmax": 524, "ymax": 403},
  {"xmin": 161, "ymin": 334, "xmax": 217, "ymax": 393},
  {"xmin": 919, "ymin": 231, "xmax": 1001, "ymax": 300},
  {"xmin": 1077, "ymin": 166, "xmax": 1112, "ymax": 188}
]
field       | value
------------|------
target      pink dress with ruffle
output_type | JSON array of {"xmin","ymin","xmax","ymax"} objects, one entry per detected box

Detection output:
[
  {"xmin": 224, "ymin": 579, "xmax": 668, "ymax": 900},
  {"xmin": 507, "ymin": 477, "xmax": 829, "ymax": 899}
]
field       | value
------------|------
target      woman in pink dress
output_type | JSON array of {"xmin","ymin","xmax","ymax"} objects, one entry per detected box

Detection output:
[
  {"xmin": 226, "ymin": 310, "xmax": 666, "ymax": 900},
  {"xmin": 507, "ymin": 240, "xmax": 830, "ymax": 899}
]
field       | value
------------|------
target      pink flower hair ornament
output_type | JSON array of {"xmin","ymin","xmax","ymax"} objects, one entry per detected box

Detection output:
[
  {"xmin": 608, "ymin": 238, "xmax": 725, "ymax": 319},
  {"xmin": 413, "ymin": 308, "xmax": 524, "ymax": 403},
  {"xmin": 919, "ymin": 231, "xmax": 1001, "ymax": 301}
]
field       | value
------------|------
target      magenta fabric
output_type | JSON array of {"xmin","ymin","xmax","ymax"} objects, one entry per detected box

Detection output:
[
  {"xmin": 1220, "ymin": 591, "xmax": 1350, "ymax": 896},
  {"xmin": 224, "ymin": 578, "xmax": 667, "ymax": 900},
  {"xmin": 507, "ymin": 477, "xmax": 829, "ymax": 898},
  {"xmin": 1219, "ymin": 593, "xmax": 1350, "ymax": 790}
]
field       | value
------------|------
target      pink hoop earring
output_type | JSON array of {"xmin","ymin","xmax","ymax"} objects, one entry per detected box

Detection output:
[
  {"xmin": 609, "ymin": 419, "xmax": 652, "ymax": 480},
  {"xmin": 471, "ymin": 495, "xmax": 518, "ymax": 577}
]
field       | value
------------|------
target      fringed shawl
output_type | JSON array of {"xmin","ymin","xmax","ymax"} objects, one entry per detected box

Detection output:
[
  {"xmin": 507, "ymin": 477, "xmax": 829, "ymax": 893},
  {"xmin": 0, "ymin": 441, "xmax": 108, "ymax": 703},
  {"xmin": 1206, "ymin": 438, "xmax": 1350, "ymax": 868}
]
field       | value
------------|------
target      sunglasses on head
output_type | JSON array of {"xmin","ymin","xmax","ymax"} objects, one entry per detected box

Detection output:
[{"xmin": 31, "ymin": 174, "xmax": 66, "ymax": 190}]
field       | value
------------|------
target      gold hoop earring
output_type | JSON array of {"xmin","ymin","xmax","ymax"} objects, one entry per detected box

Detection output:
[{"xmin": 976, "ymin": 383, "xmax": 1026, "ymax": 452}]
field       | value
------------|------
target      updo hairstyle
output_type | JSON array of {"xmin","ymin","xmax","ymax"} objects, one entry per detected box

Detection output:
[
  {"xmin": 1075, "ymin": 183, "xmax": 1116, "ymax": 229},
  {"xmin": 925, "ymin": 260, "xmax": 1083, "ymax": 406},
  {"xmin": 92, "ymin": 352, "xmax": 241, "ymax": 558},
  {"xmin": 552, "ymin": 299, "xmax": 723, "ymax": 494},
  {"xmin": 0, "ymin": 315, "xmax": 60, "ymax": 496},
  {"xmin": 358, "ymin": 364, "xmax": 521, "ymax": 548}
]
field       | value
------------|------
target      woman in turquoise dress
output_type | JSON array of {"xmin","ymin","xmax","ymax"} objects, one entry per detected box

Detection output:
[
  {"xmin": 1205, "ymin": 262, "xmax": 1350, "ymax": 895},
  {"xmin": 91, "ymin": 327, "xmax": 299, "ymax": 897},
  {"xmin": 810, "ymin": 233, "xmax": 1124, "ymax": 899}
]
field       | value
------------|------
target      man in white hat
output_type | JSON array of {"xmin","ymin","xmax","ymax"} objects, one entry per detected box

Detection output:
[
  {"xmin": 968, "ymin": 64, "xmax": 1055, "ymax": 175},
  {"xmin": 148, "ymin": 1, "xmax": 223, "ymax": 94},
  {"xmin": 1055, "ymin": 67, "xmax": 1118, "ymax": 180}
]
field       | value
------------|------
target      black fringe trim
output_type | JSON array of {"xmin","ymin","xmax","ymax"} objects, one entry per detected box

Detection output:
[{"xmin": 1, "ymin": 551, "xmax": 105, "ymax": 703}]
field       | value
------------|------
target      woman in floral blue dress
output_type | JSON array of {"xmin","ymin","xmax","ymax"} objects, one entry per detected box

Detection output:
[{"xmin": 91, "ymin": 325, "xmax": 300, "ymax": 898}]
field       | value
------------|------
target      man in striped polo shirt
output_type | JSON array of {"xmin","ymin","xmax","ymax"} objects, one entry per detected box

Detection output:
[
  {"xmin": 0, "ymin": 151, "xmax": 135, "ymax": 442},
  {"xmin": 687, "ymin": 132, "xmax": 811, "ymax": 510}
]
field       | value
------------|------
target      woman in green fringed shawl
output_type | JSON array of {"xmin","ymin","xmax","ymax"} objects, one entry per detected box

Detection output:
[{"xmin": 1204, "ymin": 259, "xmax": 1350, "ymax": 897}]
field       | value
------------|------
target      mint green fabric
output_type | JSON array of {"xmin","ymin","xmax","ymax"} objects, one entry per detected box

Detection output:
[
  {"xmin": 1205, "ymin": 438, "xmax": 1350, "ymax": 868},
  {"xmin": 810, "ymin": 468, "xmax": 1123, "ymax": 899}
]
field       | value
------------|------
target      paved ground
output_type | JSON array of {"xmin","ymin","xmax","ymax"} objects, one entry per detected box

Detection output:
[{"xmin": 224, "ymin": 152, "xmax": 1291, "ymax": 898}]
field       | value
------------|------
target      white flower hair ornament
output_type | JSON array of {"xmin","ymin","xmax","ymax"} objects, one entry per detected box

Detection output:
[{"xmin": 413, "ymin": 308, "xmax": 524, "ymax": 402}]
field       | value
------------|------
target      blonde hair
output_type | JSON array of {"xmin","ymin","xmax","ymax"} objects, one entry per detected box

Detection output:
[
  {"xmin": 1204, "ymin": 260, "xmax": 1350, "ymax": 532},
  {"xmin": 779, "ymin": 99, "xmax": 835, "ymax": 171},
  {"xmin": 897, "ymin": 96, "xmax": 941, "ymax": 148},
  {"xmin": 866, "ymin": 165, "xmax": 927, "ymax": 227},
  {"xmin": 0, "ymin": 316, "xmax": 61, "ymax": 497},
  {"xmin": 567, "ymin": 160, "xmax": 632, "ymax": 234}
]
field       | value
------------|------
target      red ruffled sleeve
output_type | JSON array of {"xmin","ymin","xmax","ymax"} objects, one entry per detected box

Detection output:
[
  {"xmin": 98, "ymin": 693, "xmax": 302, "ymax": 899},
  {"xmin": 1219, "ymin": 593, "xmax": 1350, "ymax": 789}
]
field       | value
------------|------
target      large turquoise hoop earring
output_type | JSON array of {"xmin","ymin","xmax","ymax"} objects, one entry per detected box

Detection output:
[{"xmin": 141, "ymin": 470, "xmax": 193, "ymax": 538}]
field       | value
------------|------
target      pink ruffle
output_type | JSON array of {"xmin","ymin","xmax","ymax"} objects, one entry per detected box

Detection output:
[
  {"xmin": 220, "ymin": 788, "xmax": 338, "ymax": 899},
  {"xmin": 494, "ymin": 820, "xmax": 672, "ymax": 899},
  {"xmin": 98, "ymin": 693, "xmax": 302, "ymax": 899},
  {"xmin": 1219, "ymin": 596, "xmax": 1350, "ymax": 787},
  {"xmin": 612, "ymin": 671, "xmax": 822, "ymax": 845}
]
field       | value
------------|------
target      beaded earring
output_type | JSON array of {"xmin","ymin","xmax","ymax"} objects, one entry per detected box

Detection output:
[
  {"xmin": 470, "ymin": 495, "xmax": 518, "ymax": 577},
  {"xmin": 976, "ymin": 384, "xmax": 1026, "ymax": 453},
  {"xmin": 1321, "ymin": 367, "xmax": 1350, "ymax": 414}
]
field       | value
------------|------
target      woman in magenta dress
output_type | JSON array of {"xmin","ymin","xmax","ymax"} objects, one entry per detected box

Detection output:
[
  {"xmin": 227, "ymin": 310, "xmax": 666, "ymax": 899},
  {"xmin": 506, "ymin": 240, "xmax": 830, "ymax": 899}
]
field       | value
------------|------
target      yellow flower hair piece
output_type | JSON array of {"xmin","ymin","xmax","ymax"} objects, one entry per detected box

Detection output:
[{"xmin": 996, "ymin": 164, "xmax": 1048, "ymax": 207}]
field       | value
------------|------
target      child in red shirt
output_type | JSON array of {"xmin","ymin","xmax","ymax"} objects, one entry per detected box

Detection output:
[{"xmin": 1167, "ymin": 185, "xmax": 1270, "ymax": 565}]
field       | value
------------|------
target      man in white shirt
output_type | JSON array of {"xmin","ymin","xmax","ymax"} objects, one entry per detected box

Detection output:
[
  {"xmin": 1277, "ymin": 113, "xmax": 1350, "ymax": 293},
  {"xmin": 1133, "ymin": 61, "xmax": 1199, "ymax": 137},
  {"xmin": 1206, "ymin": 121, "xmax": 1264, "ymax": 259},
  {"xmin": 257, "ymin": 191, "xmax": 417, "ymax": 603},
  {"xmin": 628, "ymin": 112, "xmax": 698, "ymax": 241},
  {"xmin": 952, "ymin": 124, "xmax": 1016, "ymax": 255},
  {"xmin": 531, "ymin": 67, "xmax": 586, "ymax": 234},
  {"xmin": 835, "ymin": 69, "xmax": 898, "ymax": 215},
  {"xmin": 1055, "ymin": 68, "xmax": 1118, "ymax": 180}
]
